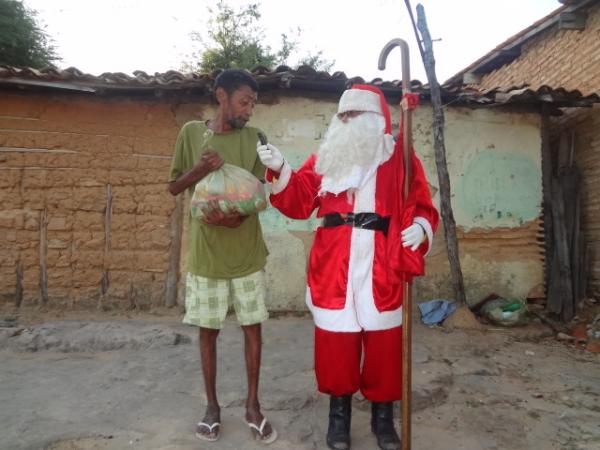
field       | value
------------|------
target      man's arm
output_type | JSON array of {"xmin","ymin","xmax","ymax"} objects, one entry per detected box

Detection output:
[
  {"xmin": 266, "ymin": 155, "xmax": 321, "ymax": 219},
  {"xmin": 168, "ymin": 151, "xmax": 247, "ymax": 228},
  {"xmin": 168, "ymin": 151, "xmax": 224, "ymax": 196}
]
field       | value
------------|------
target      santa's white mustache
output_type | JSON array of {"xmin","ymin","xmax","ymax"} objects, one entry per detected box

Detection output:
[{"xmin": 315, "ymin": 112, "xmax": 387, "ymax": 176}]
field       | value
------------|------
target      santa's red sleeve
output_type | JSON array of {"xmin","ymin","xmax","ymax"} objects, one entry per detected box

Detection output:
[
  {"xmin": 265, "ymin": 154, "xmax": 321, "ymax": 219},
  {"xmin": 410, "ymin": 151, "xmax": 439, "ymax": 255},
  {"xmin": 387, "ymin": 142, "xmax": 440, "ymax": 284}
]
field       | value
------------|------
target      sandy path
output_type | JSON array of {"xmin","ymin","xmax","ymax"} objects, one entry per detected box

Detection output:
[{"xmin": 0, "ymin": 314, "xmax": 598, "ymax": 450}]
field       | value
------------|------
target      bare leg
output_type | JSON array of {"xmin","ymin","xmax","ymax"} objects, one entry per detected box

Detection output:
[
  {"xmin": 242, "ymin": 323, "xmax": 273, "ymax": 438},
  {"xmin": 197, "ymin": 327, "xmax": 221, "ymax": 439}
]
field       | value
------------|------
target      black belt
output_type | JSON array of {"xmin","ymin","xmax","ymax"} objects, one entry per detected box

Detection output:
[{"xmin": 322, "ymin": 212, "xmax": 390, "ymax": 235}]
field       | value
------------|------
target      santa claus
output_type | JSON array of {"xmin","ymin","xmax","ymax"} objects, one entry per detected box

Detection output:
[{"xmin": 257, "ymin": 85, "xmax": 438, "ymax": 450}]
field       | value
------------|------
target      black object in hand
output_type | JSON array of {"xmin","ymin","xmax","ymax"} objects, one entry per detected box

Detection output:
[{"xmin": 257, "ymin": 131, "xmax": 268, "ymax": 146}]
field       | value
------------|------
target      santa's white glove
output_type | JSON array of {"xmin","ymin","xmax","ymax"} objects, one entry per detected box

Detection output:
[
  {"xmin": 401, "ymin": 223, "xmax": 426, "ymax": 251},
  {"xmin": 257, "ymin": 142, "xmax": 284, "ymax": 172}
]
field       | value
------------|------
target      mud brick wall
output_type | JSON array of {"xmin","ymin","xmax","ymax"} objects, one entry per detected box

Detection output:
[
  {"xmin": 551, "ymin": 104, "xmax": 600, "ymax": 296},
  {"xmin": 569, "ymin": 104, "xmax": 600, "ymax": 296},
  {"xmin": 0, "ymin": 92, "xmax": 197, "ymax": 308},
  {"xmin": 478, "ymin": 2, "xmax": 600, "ymax": 96},
  {"xmin": 0, "ymin": 90, "xmax": 548, "ymax": 310},
  {"xmin": 478, "ymin": 3, "xmax": 600, "ymax": 296}
]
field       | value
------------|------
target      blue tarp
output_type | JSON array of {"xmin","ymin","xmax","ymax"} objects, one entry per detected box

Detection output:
[{"xmin": 418, "ymin": 299, "xmax": 457, "ymax": 325}]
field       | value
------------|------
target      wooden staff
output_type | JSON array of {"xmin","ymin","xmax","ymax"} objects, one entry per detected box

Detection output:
[{"xmin": 378, "ymin": 38, "xmax": 413, "ymax": 450}]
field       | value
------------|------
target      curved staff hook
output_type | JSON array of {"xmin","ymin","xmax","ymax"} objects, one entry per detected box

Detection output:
[
  {"xmin": 378, "ymin": 38, "xmax": 413, "ymax": 450},
  {"xmin": 378, "ymin": 38, "xmax": 412, "ymax": 197}
]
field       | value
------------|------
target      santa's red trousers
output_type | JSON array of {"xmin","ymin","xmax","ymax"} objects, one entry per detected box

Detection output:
[{"xmin": 314, "ymin": 325, "xmax": 402, "ymax": 402}]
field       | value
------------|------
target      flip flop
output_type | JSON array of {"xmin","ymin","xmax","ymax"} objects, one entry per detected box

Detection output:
[
  {"xmin": 196, "ymin": 421, "xmax": 221, "ymax": 442},
  {"xmin": 247, "ymin": 417, "xmax": 278, "ymax": 444}
]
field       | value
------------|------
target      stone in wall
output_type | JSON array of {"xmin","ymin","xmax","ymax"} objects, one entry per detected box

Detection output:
[
  {"xmin": 72, "ymin": 187, "xmax": 106, "ymax": 212},
  {"xmin": 0, "ymin": 186, "xmax": 23, "ymax": 209}
]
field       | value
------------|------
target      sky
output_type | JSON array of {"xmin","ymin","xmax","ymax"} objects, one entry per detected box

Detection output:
[{"xmin": 23, "ymin": 0, "xmax": 562, "ymax": 83}]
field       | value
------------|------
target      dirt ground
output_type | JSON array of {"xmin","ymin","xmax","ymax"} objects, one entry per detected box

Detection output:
[{"xmin": 0, "ymin": 306, "xmax": 599, "ymax": 450}]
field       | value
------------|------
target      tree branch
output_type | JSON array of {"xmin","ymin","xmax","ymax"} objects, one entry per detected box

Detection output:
[{"xmin": 415, "ymin": 3, "xmax": 467, "ymax": 305}]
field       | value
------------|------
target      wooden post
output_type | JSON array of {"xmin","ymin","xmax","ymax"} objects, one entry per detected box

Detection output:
[
  {"xmin": 550, "ymin": 178, "xmax": 574, "ymax": 321},
  {"xmin": 39, "ymin": 208, "xmax": 48, "ymax": 304},
  {"xmin": 415, "ymin": 3, "xmax": 466, "ymax": 305},
  {"xmin": 128, "ymin": 283, "xmax": 137, "ymax": 310},
  {"xmin": 165, "ymin": 194, "xmax": 184, "ymax": 307},
  {"xmin": 100, "ymin": 184, "xmax": 113, "ymax": 308},
  {"xmin": 15, "ymin": 262, "xmax": 23, "ymax": 307},
  {"xmin": 540, "ymin": 105, "xmax": 554, "ymax": 302}
]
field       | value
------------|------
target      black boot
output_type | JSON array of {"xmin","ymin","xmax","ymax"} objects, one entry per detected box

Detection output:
[
  {"xmin": 371, "ymin": 402, "xmax": 401, "ymax": 450},
  {"xmin": 326, "ymin": 395, "xmax": 352, "ymax": 450}
]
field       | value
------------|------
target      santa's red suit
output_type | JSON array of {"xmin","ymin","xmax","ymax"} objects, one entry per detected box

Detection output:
[{"xmin": 266, "ymin": 85, "xmax": 439, "ymax": 402}]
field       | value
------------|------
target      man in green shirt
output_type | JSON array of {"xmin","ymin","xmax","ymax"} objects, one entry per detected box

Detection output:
[{"xmin": 168, "ymin": 69, "xmax": 276, "ymax": 444}]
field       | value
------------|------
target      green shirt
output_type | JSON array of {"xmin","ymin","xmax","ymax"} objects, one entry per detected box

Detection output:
[{"xmin": 169, "ymin": 120, "xmax": 269, "ymax": 279}]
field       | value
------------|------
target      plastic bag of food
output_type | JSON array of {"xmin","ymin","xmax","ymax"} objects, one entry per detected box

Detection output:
[
  {"xmin": 190, "ymin": 163, "xmax": 267, "ymax": 220},
  {"xmin": 481, "ymin": 297, "xmax": 528, "ymax": 327}
]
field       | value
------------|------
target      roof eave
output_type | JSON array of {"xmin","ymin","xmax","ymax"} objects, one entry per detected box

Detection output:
[{"xmin": 445, "ymin": 0, "xmax": 596, "ymax": 85}]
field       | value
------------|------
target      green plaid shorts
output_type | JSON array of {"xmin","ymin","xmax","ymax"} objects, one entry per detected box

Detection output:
[{"xmin": 182, "ymin": 270, "xmax": 269, "ymax": 329}]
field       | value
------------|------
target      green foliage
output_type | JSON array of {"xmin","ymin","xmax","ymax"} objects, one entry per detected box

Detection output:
[
  {"xmin": 182, "ymin": 1, "xmax": 275, "ymax": 72},
  {"xmin": 273, "ymin": 29, "xmax": 335, "ymax": 71},
  {"xmin": 276, "ymin": 29, "xmax": 300, "ymax": 67},
  {"xmin": 182, "ymin": 1, "xmax": 334, "ymax": 73},
  {"xmin": 299, "ymin": 50, "xmax": 335, "ymax": 72},
  {"xmin": 0, "ymin": 0, "xmax": 59, "ymax": 68}
]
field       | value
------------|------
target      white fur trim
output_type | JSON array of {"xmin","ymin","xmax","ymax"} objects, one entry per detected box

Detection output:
[
  {"xmin": 268, "ymin": 160, "xmax": 292, "ymax": 195},
  {"xmin": 338, "ymin": 89, "xmax": 382, "ymax": 115},
  {"xmin": 306, "ymin": 289, "xmax": 362, "ymax": 332},
  {"xmin": 352, "ymin": 174, "xmax": 402, "ymax": 330},
  {"xmin": 413, "ymin": 216, "xmax": 434, "ymax": 256},
  {"xmin": 306, "ymin": 169, "xmax": 402, "ymax": 332},
  {"xmin": 383, "ymin": 133, "xmax": 394, "ymax": 157}
]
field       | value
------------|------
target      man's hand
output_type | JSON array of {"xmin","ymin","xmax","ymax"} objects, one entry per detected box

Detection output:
[
  {"xmin": 257, "ymin": 143, "xmax": 284, "ymax": 172},
  {"xmin": 168, "ymin": 151, "xmax": 224, "ymax": 196},
  {"xmin": 401, "ymin": 223, "xmax": 425, "ymax": 251},
  {"xmin": 201, "ymin": 201, "xmax": 247, "ymax": 228},
  {"xmin": 194, "ymin": 151, "xmax": 225, "ymax": 176}
]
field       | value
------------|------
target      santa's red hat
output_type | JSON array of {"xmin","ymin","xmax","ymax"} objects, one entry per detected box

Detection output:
[{"xmin": 337, "ymin": 84, "xmax": 392, "ymax": 134}]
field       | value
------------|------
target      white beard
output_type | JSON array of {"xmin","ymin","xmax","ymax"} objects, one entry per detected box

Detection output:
[{"xmin": 315, "ymin": 112, "xmax": 394, "ymax": 198}]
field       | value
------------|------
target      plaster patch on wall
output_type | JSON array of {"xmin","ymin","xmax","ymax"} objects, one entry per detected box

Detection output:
[
  {"xmin": 457, "ymin": 149, "xmax": 541, "ymax": 230},
  {"xmin": 416, "ymin": 253, "xmax": 543, "ymax": 306},
  {"xmin": 259, "ymin": 206, "xmax": 319, "ymax": 232},
  {"xmin": 253, "ymin": 103, "xmax": 327, "ymax": 233},
  {"xmin": 285, "ymin": 119, "xmax": 317, "ymax": 140}
]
